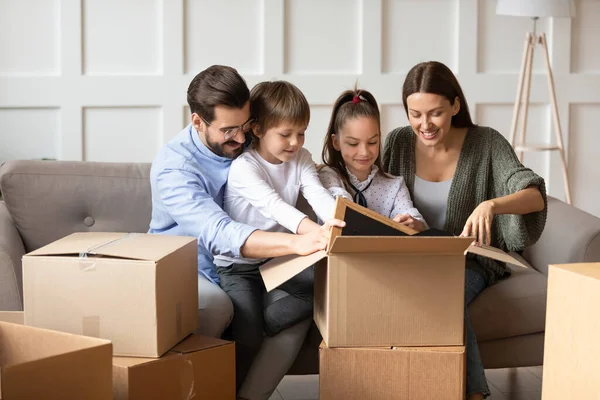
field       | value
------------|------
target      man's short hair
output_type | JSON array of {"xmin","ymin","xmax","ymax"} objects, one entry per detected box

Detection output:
[{"xmin": 187, "ymin": 65, "xmax": 250, "ymax": 122}]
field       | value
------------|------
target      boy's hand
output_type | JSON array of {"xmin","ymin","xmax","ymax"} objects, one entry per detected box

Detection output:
[
  {"xmin": 291, "ymin": 218, "xmax": 345, "ymax": 255},
  {"xmin": 393, "ymin": 214, "xmax": 426, "ymax": 232}
]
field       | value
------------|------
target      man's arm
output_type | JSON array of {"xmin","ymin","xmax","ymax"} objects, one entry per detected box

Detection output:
[
  {"xmin": 156, "ymin": 168, "xmax": 256, "ymax": 259},
  {"xmin": 157, "ymin": 167, "xmax": 345, "ymax": 259}
]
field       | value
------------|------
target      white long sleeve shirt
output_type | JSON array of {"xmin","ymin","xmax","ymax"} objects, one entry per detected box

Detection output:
[
  {"xmin": 214, "ymin": 147, "xmax": 336, "ymax": 266},
  {"xmin": 318, "ymin": 165, "xmax": 426, "ymax": 224}
]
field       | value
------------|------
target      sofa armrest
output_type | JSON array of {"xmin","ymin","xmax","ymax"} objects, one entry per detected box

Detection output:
[
  {"xmin": 523, "ymin": 197, "xmax": 600, "ymax": 276},
  {"xmin": 0, "ymin": 201, "xmax": 25, "ymax": 310}
]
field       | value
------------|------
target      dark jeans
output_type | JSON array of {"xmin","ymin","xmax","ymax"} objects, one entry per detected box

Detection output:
[
  {"xmin": 465, "ymin": 268, "xmax": 491, "ymax": 398},
  {"xmin": 217, "ymin": 263, "xmax": 314, "ymax": 391}
]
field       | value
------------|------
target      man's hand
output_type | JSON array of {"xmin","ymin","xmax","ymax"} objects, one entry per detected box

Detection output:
[
  {"xmin": 290, "ymin": 218, "xmax": 345, "ymax": 255},
  {"xmin": 460, "ymin": 200, "xmax": 495, "ymax": 246},
  {"xmin": 392, "ymin": 214, "xmax": 426, "ymax": 232}
]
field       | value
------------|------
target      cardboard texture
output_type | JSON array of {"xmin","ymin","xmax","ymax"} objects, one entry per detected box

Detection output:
[
  {"xmin": 22, "ymin": 232, "xmax": 199, "ymax": 357},
  {"xmin": 261, "ymin": 197, "xmax": 526, "ymax": 347},
  {"xmin": 113, "ymin": 334, "xmax": 235, "ymax": 400},
  {"xmin": 541, "ymin": 263, "xmax": 600, "ymax": 400},
  {"xmin": 0, "ymin": 313, "xmax": 23, "ymax": 325},
  {"xmin": 0, "ymin": 321, "xmax": 112, "ymax": 400},
  {"xmin": 319, "ymin": 343, "xmax": 466, "ymax": 400}
]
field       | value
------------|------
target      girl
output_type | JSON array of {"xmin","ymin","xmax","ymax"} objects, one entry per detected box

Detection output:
[
  {"xmin": 214, "ymin": 80, "xmax": 336, "ymax": 395},
  {"xmin": 319, "ymin": 88, "xmax": 427, "ymax": 231}
]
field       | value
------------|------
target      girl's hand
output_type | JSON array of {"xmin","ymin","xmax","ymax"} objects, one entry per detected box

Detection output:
[
  {"xmin": 460, "ymin": 200, "xmax": 495, "ymax": 246},
  {"xmin": 393, "ymin": 214, "xmax": 426, "ymax": 232}
]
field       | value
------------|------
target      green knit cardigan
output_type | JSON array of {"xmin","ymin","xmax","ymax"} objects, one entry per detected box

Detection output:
[{"xmin": 383, "ymin": 125, "xmax": 548, "ymax": 285}]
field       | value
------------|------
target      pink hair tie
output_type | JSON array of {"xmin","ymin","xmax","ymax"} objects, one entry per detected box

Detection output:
[{"xmin": 352, "ymin": 95, "xmax": 361, "ymax": 104}]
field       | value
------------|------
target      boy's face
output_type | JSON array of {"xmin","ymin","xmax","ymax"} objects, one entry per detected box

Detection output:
[
  {"xmin": 193, "ymin": 102, "xmax": 251, "ymax": 159},
  {"xmin": 255, "ymin": 122, "xmax": 307, "ymax": 164}
]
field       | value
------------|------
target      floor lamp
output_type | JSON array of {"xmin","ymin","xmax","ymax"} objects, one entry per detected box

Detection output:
[{"xmin": 496, "ymin": 0, "xmax": 576, "ymax": 204}]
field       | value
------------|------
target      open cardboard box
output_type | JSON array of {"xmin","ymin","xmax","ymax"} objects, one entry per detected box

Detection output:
[
  {"xmin": 22, "ymin": 232, "xmax": 199, "ymax": 357},
  {"xmin": 0, "ymin": 321, "xmax": 112, "ymax": 400},
  {"xmin": 260, "ymin": 198, "xmax": 528, "ymax": 347}
]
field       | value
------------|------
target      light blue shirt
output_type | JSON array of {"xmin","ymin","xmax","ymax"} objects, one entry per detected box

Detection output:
[{"xmin": 149, "ymin": 124, "xmax": 257, "ymax": 284}]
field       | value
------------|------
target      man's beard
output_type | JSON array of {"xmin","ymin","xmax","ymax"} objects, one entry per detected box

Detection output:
[{"xmin": 205, "ymin": 136, "xmax": 243, "ymax": 159}]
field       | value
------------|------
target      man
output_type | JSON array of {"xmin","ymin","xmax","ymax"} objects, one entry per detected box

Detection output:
[{"xmin": 149, "ymin": 65, "xmax": 341, "ymax": 399}]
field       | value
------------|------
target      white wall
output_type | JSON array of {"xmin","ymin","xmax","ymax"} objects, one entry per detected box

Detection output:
[{"xmin": 1, "ymin": 0, "xmax": 599, "ymax": 217}]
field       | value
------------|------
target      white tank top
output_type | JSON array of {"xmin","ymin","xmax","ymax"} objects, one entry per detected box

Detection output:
[{"xmin": 413, "ymin": 175, "xmax": 453, "ymax": 231}]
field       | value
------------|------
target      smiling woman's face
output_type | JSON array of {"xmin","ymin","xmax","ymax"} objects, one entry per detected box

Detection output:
[{"xmin": 406, "ymin": 92, "xmax": 459, "ymax": 147}]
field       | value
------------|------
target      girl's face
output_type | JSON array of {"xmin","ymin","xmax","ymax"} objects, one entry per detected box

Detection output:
[
  {"xmin": 333, "ymin": 116, "xmax": 380, "ymax": 180},
  {"xmin": 255, "ymin": 122, "xmax": 306, "ymax": 164},
  {"xmin": 406, "ymin": 92, "xmax": 459, "ymax": 148}
]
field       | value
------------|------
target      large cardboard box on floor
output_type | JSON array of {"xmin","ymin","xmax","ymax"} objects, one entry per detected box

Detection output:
[
  {"xmin": 542, "ymin": 263, "xmax": 600, "ymax": 400},
  {"xmin": 261, "ymin": 198, "xmax": 526, "ymax": 348},
  {"xmin": 319, "ymin": 342, "xmax": 465, "ymax": 400},
  {"xmin": 113, "ymin": 334, "xmax": 235, "ymax": 400},
  {"xmin": 22, "ymin": 232, "xmax": 199, "ymax": 357},
  {"xmin": 0, "ymin": 321, "xmax": 112, "ymax": 399}
]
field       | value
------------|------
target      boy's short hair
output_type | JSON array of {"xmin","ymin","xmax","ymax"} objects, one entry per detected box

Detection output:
[
  {"xmin": 187, "ymin": 65, "xmax": 249, "ymax": 122},
  {"xmin": 250, "ymin": 81, "xmax": 310, "ymax": 132}
]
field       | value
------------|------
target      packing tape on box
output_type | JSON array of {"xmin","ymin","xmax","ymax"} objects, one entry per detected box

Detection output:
[
  {"xmin": 78, "ymin": 233, "xmax": 140, "ymax": 271},
  {"xmin": 180, "ymin": 357, "xmax": 196, "ymax": 400}
]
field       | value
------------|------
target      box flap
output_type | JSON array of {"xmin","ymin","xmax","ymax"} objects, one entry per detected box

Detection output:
[
  {"xmin": 26, "ymin": 232, "xmax": 127, "ymax": 257},
  {"xmin": 170, "ymin": 334, "xmax": 232, "ymax": 354},
  {"xmin": 328, "ymin": 236, "xmax": 474, "ymax": 254},
  {"xmin": 259, "ymin": 251, "xmax": 327, "ymax": 292},
  {"xmin": 465, "ymin": 244, "xmax": 529, "ymax": 268},
  {"xmin": 0, "ymin": 322, "xmax": 111, "ymax": 367},
  {"xmin": 25, "ymin": 232, "xmax": 196, "ymax": 262}
]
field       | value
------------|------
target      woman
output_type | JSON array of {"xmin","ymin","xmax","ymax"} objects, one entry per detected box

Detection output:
[{"xmin": 383, "ymin": 61, "xmax": 547, "ymax": 400}]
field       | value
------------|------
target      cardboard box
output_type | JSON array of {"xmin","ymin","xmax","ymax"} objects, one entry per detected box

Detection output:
[
  {"xmin": 542, "ymin": 263, "xmax": 600, "ymax": 400},
  {"xmin": 0, "ymin": 312, "xmax": 23, "ymax": 325},
  {"xmin": 0, "ymin": 321, "xmax": 112, "ymax": 399},
  {"xmin": 319, "ymin": 343, "xmax": 466, "ymax": 400},
  {"xmin": 23, "ymin": 232, "xmax": 199, "ymax": 357},
  {"xmin": 261, "ymin": 198, "xmax": 526, "ymax": 347},
  {"xmin": 113, "ymin": 334, "xmax": 235, "ymax": 400}
]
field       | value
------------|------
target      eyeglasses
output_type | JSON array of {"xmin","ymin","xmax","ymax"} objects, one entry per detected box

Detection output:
[{"xmin": 201, "ymin": 116, "xmax": 255, "ymax": 141}]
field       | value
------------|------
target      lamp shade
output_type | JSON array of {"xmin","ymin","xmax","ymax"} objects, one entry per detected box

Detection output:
[{"xmin": 496, "ymin": 0, "xmax": 576, "ymax": 18}]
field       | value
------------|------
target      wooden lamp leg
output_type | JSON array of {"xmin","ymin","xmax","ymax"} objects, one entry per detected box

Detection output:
[
  {"xmin": 539, "ymin": 33, "xmax": 572, "ymax": 205},
  {"xmin": 517, "ymin": 33, "xmax": 535, "ymax": 162},
  {"xmin": 509, "ymin": 32, "xmax": 533, "ymax": 147}
]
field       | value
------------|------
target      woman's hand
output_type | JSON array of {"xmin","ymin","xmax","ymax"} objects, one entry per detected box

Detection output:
[
  {"xmin": 460, "ymin": 200, "xmax": 495, "ymax": 246},
  {"xmin": 393, "ymin": 214, "xmax": 427, "ymax": 232}
]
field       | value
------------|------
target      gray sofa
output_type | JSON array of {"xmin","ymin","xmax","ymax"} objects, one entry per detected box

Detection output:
[{"xmin": 1, "ymin": 160, "xmax": 600, "ymax": 373}]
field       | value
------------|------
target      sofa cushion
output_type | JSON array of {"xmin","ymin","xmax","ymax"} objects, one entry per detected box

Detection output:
[
  {"xmin": 0, "ymin": 160, "xmax": 152, "ymax": 252},
  {"xmin": 469, "ymin": 253, "xmax": 547, "ymax": 342}
]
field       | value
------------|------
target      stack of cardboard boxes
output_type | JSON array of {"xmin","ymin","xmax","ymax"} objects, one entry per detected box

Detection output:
[
  {"xmin": 262, "ymin": 198, "xmax": 525, "ymax": 400},
  {"xmin": 1, "ymin": 232, "xmax": 235, "ymax": 399}
]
